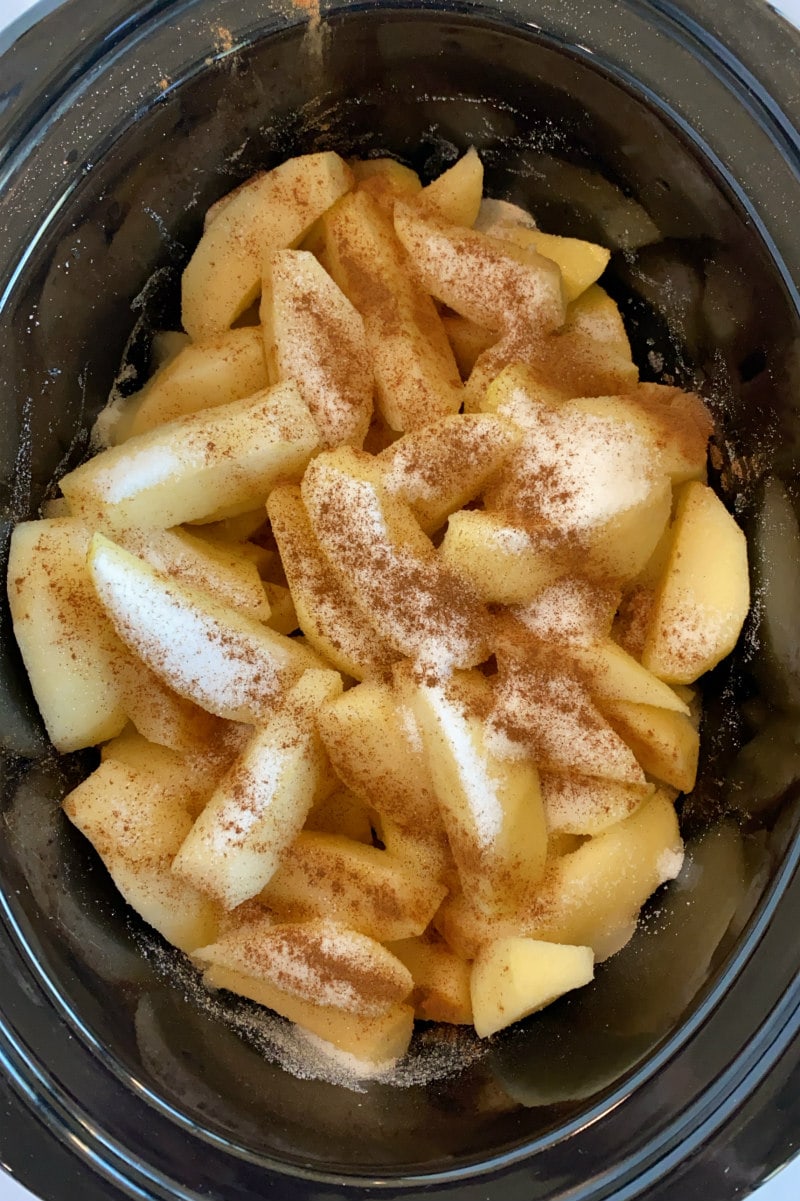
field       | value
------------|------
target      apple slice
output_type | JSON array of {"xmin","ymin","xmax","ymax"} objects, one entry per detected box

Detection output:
[
  {"xmin": 193, "ymin": 917, "xmax": 412, "ymax": 1017},
  {"xmin": 440, "ymin": 510, "xmax": 562, "ymax": 605},
  {"xmin": 317, "ymin": 679, "xmax": 451, "ymax": 877},
  {"xmin": 471, "ymin": 938, "xmax": 594, "ymax": 1037},
  {"xmin": 323, "ymin": 189, "xmax": 463, "ymax": 431},
  {"xmin": 63, "ymin": 758, "xmax": 220, "ymax": 952},
  {"xmin": 388, "ymin": 934, "xmax": 473, "ymax": 1024},
  {"xmin": 263, "ymin": 249, "xmax": 373, "ymax": 449},
  {"xmin": 301, "ymin": 447, "xmax": 490, "ymax": 670},
  {"xmin": 642, "ymin": 481, "xmax": 750, "ymax": 684},
  {"xmin": 403, "ymin": 669, "xmax": 548, "ymax": 916},
  {"xmin": 512, "ymin": 577, "xmax": 621, "ymax": 646},
  {"xmin": 88, "ymin": 534, "xmax": 321, "ymax": 723},
  {"xmin": 182, "ymin": 151, "xmax": 353, "ymax": 339},
  {"xmin": 171, "ymin": 670, "xmax": 342, "ymax": 909},
  {"xmin": 441, "ymin": 313, "xmax": 497, "ymax": 378},
  {"xmin": 570, "ymin": 640, "xmax": 691, "ymax": 714},
  {"xmin": 490, "ymin": 656, "xmax": 647, "ymax": 785},
  {"xmin": 116, "ymin": 327, "xmax": 268, "ymax": 442},
  {"xmin": 260, "ymin": 831, "xmax": 447, "ymax": 943},
  {"xmin": 115, "ymin": 526, "xmax": 272, "ymax": 622},
  {"xmin": 540, "ymin": 772, "xmax": 653, "ymax": 836},
  {"xmin": 602, "ymin": 698, "xmax": 700, "ymax": 793},
  {"xmin": 61, "ymin": 380, "xmax": 320, "ymax": 531},
  {"xmin": 202, "ymin": 964, "xmax": 414, "ymax": 1065},
  {"xmin": 418, "ymin": 146, "xmax": 484, "ymax": 227},
  {"xmin": 379, "ymin": 413, "xmax": 520, "ymax": 533},
  {"xmin": 7, "ymin": 518, "xmax": 128, "ymax": 751},
  {"xmin": 393, "ymin": 199, "xmax": 565, "ymax": 336},
  {"xmin": 267, "ymin": 484, "xmax": 399, "ymax": 679}
]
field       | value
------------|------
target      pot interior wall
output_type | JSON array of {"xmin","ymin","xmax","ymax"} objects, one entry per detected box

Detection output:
[{"xmin": 1, "ymin": 8, "xmax": 798, "ymax": 1176}]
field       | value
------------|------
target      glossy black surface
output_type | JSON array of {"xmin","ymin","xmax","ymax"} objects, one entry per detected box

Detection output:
[{"xmin": 1, "ymin": 1, "xmax": 799, "ymax": 1198}]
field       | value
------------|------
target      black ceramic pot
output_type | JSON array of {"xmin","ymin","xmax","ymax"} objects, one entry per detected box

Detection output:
[{"xmin": 1, "ymin": 1, "xmax": 800, "ymax": 1198}]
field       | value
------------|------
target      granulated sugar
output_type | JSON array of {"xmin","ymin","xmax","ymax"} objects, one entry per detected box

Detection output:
[{"xmin": 137, "ymin": 930, "xmax": 486, "ymax": 1094}]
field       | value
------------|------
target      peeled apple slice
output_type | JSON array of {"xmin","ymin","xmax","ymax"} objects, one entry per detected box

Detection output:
[
  {"xmin": 471, "ymin": 938, "xmax": 594, "ymax": 1037},
  {"xmin": 642, "ymin": 480, "xmax": 749, "ymax": 684}
]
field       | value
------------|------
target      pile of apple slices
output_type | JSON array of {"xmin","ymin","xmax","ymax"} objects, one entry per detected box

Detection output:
[{"xmin": 7, "ymin": 148, "xmax": 750, "ymax": 1067}]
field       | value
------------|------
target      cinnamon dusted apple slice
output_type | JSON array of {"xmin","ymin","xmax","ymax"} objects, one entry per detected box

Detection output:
[
  {"xmin": 467, "ymin": 283, "xmax": 638, "ymax": 408},
  {"xmin": 440, "ymin": 510, "xmax": 562, "ymax": 605},
  {"xmin": 172, "ymin": 670, "xmax": 342, "ymax": 909},
  {"xmin": 569, "ymin": 640, "xmax": 691, "ymax": 714},
  {"xmin": 569, "ymin": 385, "xmax": 713, "ymax": 486},
  {"xmin": 267, "ymin": 484, "xmax": 399, "ymax": 679},
  {"xmin": 115, "ymin": 327, "xmax": 268, "ymax": 442},
  {"xmin": 511, "ymin": 577, "xmax": 621, "ymax": 646},
  {"xmin": 399, "ymin": 667, "xmax": 548, "ymax": 917},
  {"xmin": 418, "ymin": 146, "xmax": 484, "ymax": 227},
  {"xmin": 260, "ymin": 831, "xmax": 447, "ymax": 943},
  {"xmin": 351, "ymin": 157, "xmax": 422, "ymax": 216},
  {"xmin": 393, "ymin": 199, "xmax": 565, "ymax": 337},
  {"xmin": 301, "ymin": 447, "xmax": 490, "ymax": 671},
  {"xmin": 489, "ymin": 652, "xmax": 647, "ymax": 786},
  {"xmin": 486, "ymin": 223, "xmax": 610, "ymax": 304},
  {"xmin": 483, "ymin": 382, "xmax": 671, "ymax": 582},
  {"xmin": 471, "ymin": 938, "xmax": 595, "ymax": 1037},
  {"xmin": 323, "ymin": 189, "xmax": 463, "ymax": 431},
  {"xmin": 115, "ymin": 526, "xmax": 272, "ymax": 622},
  {"xmin": 378, "ymin": 413, "xmax": 521, "ymax": 533},
  {"xmin": 63, "ymin": 758, "xmax": 220, "ymax": 952},
  {"xmin": 88, "ymin": 534, "xmax": 322, "ymax": 724},
  {"xmin": 193, "ymin": 917, "xmax": 413, "ymax": 1019},
  {"xmin": 439, "ymin": 791, "xmax": 683, "ymax": 962},
  {"xmin": 7, "ymin": 517, "xmax": 128, "ymax": 751},
  {"xmin": 61, "ymin": 380, "xmax": 320, "ymax": 531},
  {"xmin": 441, "ymin": 313, "xmax": 497, "ymax": 378},
  {"xmin": 641, "ymin": 481, "xmax": 750, "ymax": 684},
  {"xmin": 602, "ymin": 698, "xmax": 700, "ymax": 794},
  {"xmin": 263, "ymin": 249, "xmax": 373, "ymax": 449},
  {"xmin": 203, "ymin": 962, "xmax": 415, "ymax": 1065},
  {"xmin": 540, "ymin": 772, "xmax": 653, "ymax": 836},
  {"xmin": 182, "ymin": 151, "xmax": 353, "ymax": 340},
  {"xmin": 101, "ymin": 725, "xmax": 247, "ymax": 818},
  {"xmin": 317, "ymin": 679, "xmax": 451, "ymax": 879},
  {"xmin": 387, "ymin": 934, "xmax": 473, "ymax": 1024}
]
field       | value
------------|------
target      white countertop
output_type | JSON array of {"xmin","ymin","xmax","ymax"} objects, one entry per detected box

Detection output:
[{"xmin": 1, "ymin": 0, "xmax": 799, "ymax": 1198}]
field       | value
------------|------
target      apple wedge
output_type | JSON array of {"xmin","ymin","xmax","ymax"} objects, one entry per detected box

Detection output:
[
  {"xmin": 388, "ymin": 935, "xmax": 473, "ymax": 1024},
  {"xmin": 87, "ymin": 534, "xmax": 321, "ymax": 724},
  {"xmin": 263, "ymin": 249, "xmax": 373, "ymax": 449},
  {"xmin": 378, "ymin": 412, "xmax": 521, "ymax": 533},
  {"xmin": 323, "ymin": 189, "xmax": 463, "ymax": 431},
  {"xmin": 171, "ymin": 669, "xmax": 342, "ymax": 908},
  {"xmin": 540, "ymin": 772, "xmax": 652, "ymax": 836},
  {"xmin": 61, "ymin": 380, "xmax": 320, "ymax": 531},
  {"xmin": 642, "ymin": 480, "xmax": 750, "ymax": 684},
  {"xmin": 202, "ymin": 964, "xmax": 414, "ymax": 1065},
  {"xmin": 182, "ymin": 151, "xmax": 353, "ymax": 339},
  {"xmin": 117, "ymin": 327, "xmax": 269, "ymax": 441},
  {"xmin": 301, "ymin": 447, "xmax": 490, "ymax": 670},
  {"xmin": 471, "ymin": 938, "xmax": 595, "ymax": 1037},
  {"xmin": 317, "ymin": 679, "xmax": 450, "ymax": 877},
  {"xmin": 418, "ymin": 146, "xmax": 484, "ymax": 227},
  {"xmin": 267, "ymin": 484, "xmax": 399, "ymax": 679},
  {"xmin": 115, "ymin": 526, "xmax": 272, "ymax": 622},
  {"xmin": 7, "ymin": 518, "xmax": 128, "ymax": 751},
  {"xmin": 440, "ymin": 510, "xmax": 562, "ymax": 605},
  {"xmin": 260, "ymin": 831, "xmax": 447, "ymax": 943},
  {"xmin": 193, "ymin": 917, "xmax": 412, "ymax": 1017},
  {"xmin": 63, "ymin": 758, "xmax": 220, "ymax": 953},
  {"xmin": 490, "ymin": 655, "xmax": 647, "ymax": 785},
  {"xmin": 393, "ymin": 199, "xmax": 565, "ymax": 336},
  {"xmin": 602, "ymin": 698, "xmax": 700, "ymax": 793},
  {"xmin": 402, "ymin": 669, "xmax": 548, "ymax": 916}
]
